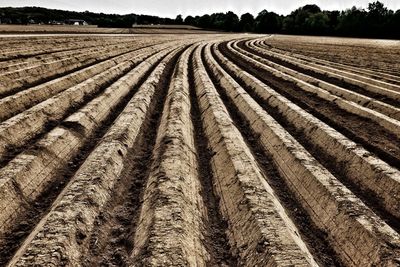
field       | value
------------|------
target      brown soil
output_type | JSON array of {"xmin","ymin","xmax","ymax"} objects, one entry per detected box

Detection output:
[
  {"xmin": 0, "ymin": 59, "xmax": 138, "ymax": 169},
  {"xmin": 214, "ymin": 44, "xmax": 400, "ymax": 233},
  {"xmin": 2, "ymin": 35, "xmax": 400, "ymax": 266},
  {"xmin": 188, "ymin": 51, "xmax": 238, "ymax": 266},
  {"xmin": 0, "ymin": 42, "xmax": 155, "ymax": 99},
  {"xmin": 0, "ymin": 84, "xmax": 136, "ymax": 266},
  {"xmin": 263, "ymin": 35, "xmax": 400, "ymax": 75},
  {"xmin": 241, "ymin": 41, "xmax": 400, "ymax": 108},
  {"xmin": 220, "ymin": 42, "xmax": 400, "ymax": 170},
  {"xmin": 206, "ymin": 46, "xmax": 343, "ymax": 267},
  {"xmin": 0, "ymin": 44, "xmax": 164, "ymax": 266},
  {"xmin": 83, "ymin": 50, "xmax": 179, "ymax": 267}
]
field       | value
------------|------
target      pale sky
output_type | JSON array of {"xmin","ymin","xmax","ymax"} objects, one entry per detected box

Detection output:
[{"xmin": 1, "ymin": 0, "xmax": 399, "ymax": 18}]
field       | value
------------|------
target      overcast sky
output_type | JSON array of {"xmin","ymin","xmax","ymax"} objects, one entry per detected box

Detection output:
[{"xmin": 2, "ymin": 0, "xmax": 400, "ymax": 18}]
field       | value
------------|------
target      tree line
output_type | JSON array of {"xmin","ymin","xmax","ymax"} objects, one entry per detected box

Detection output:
[
  {"xmin": 0, "ymin": 7, "xmax": 176, "ymax": 27},
  {"xmin": 1, "ymin": 1, "xmax": 399, "ymax": 39},
  {"xmin": 182, "ymin": 1, "xmax": 400, "ymax": 39}
]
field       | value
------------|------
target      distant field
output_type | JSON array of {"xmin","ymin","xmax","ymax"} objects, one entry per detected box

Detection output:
[
  {"xmin": 0, "ymin": 24, "xmax": 217, "ymax": 34},
  {"xmin": 132, "ymin": 24, "xmax": 202, "ymax": 29},
  {"xmin": 265, "ymin": 34, "xmax": 400, "ymax": 75},
  {"xmin": 0, "ymin": 34, "xmax": 400, "ymax": 266}
]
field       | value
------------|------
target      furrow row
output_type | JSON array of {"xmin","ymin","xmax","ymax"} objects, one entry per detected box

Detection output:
[
  {"xmin": 253, "ymin": 39, "xmax": 400, "ymax": 93},
  {"xmin": 0, "ymin": 38, "xmax": 137, "ymax": 72},
  {"xmin": 204, "ymin": 41, "xmax": 400, "ymax": 266},
  {"xmin": 192, "ymin": 43, "xmax": 317, "ymax": 266},
  {"xmin": 131, "ymin": 44, "xmax": 211, "ymax": 266},
  {"xmin": 234, "ymin": 40, "xmax": 400, "ymax": 126},
  {"xmin": 221, "ymin": 40, "xmax": 400, "ymax": 169},
  {"xmin": 0, "ymin": 41, "xmax": 159, "ymax": 97},
  {"xmin": 261, "ymin": 36, "xmax": 400, "ymax": 76},
  {"xmin": 259, "ymin": 39, "xmax": 400, "ymax": 86},
  {"xmin": 85, "ymin": 43, "xmax": 186, "ymax": 267},
  {"xmin": 0, "ymin": 41, "xmax": 169, "ymax": 122},
  {"xmin": 1, "ymin": 35, "xmax": 399, "ymax": 267},
  {"xmin": 213, "ymin": 42, "xmax": 400, "ymax": 223},
  {"xmin": 0, "ymin": 46, "xmax": 175, "ymax": 264},
  {"xmin": 246, "ymin": 40, "xmax": 400, "ymax": 119},
  {"xmin": 0, "ymin": 45, "xmax": 162, "ymax": 166},
  {"xmin": 0, "ymin": 36, "xmax": 136, "ymax": 61}
]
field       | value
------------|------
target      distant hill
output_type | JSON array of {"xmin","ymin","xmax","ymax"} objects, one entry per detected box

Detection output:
[{"xmin": 0, "ymin": 6, "xmax": 177, "ymax": 28}]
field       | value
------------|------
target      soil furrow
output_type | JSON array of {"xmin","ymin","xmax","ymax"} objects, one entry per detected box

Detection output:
[
  {"xmin": 0, "ymin": 48, "xmax": 171, "ymax": 265},
  {"xmin": 0, "ymin": 49, "xmax": 155, "ymax": 169},
  {"xmin": 84, "ymin": 47, "xmax": 183, "ymax": 267},
  {"xmin": 257, "ymin": 40, "xmax": 400, "ymax": 90},
  {"xmin": 188, "ymin": 49, "xmax": 238, "ymax": 266},
  {"xmin": 4, "ymin": 47, "xmax": 173, "ymax": 267},
  {"xmin": 131, "ymin": 44, "xmax": 212, "ymax": 266},
  {"xmin": 220, "ymin": 42, "xmax": 400, "ymax": 169},
  {"xmin": 0, "ymin": 52, "xmax": 161, "ymax": 266},
  {"xmin": 236, "ymin": 40, "xmax": 400, "ymax": 124},
  {"xmin": 245, "ymin": 40, "xmax": 400, "ymax": 108},
  {"xmin": 0, "ymin": 41, "xmax": 176, "ymax": 123},
  {"xmin": 0, "ymin": 42, "xmax": 156, "ymax": 99},
  {"xmin": 0, "ymin": 95, "xmax": 125, "ymax": 266},
  {"xmin": 192, "ymin": 43, "xmax": 318, "ymax": 266},
  {"xmin": 261, "ymin": 37, "xmax": 400, "ymax": 76},
  {"xmin": 205, "ymin": 43, "xmax": 342, "ymax": 267},
  {"xmin": 0, "ymin": 42, "xmax": 182, "ymax": 167},
  {"xmin": 208, "ymin": 42, "xmax": 400, "ymax": 267},
  {"xmin": 2, "ymin": 34, "xmax": 400, "ymax": 267},
  {"xmin": 211, "ymin": 43, "xmax": 400, "ymax": 233},
  {"xmin": 0, "ymin": 38, "xmax": 131, "ymax": 62},
  {"xmin": 0, "ymin": 39, "xmax": 136, "ymax": 72}
]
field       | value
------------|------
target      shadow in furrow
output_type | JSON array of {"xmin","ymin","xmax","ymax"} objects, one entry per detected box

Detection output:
[
  {"xmin": 188, "ymin": 49, "xmax": 238, "ymax": 266},
  {"xmin": 0, "ymin": 50, "xmax": 157, "ymax": 170},
  {"xmin": 212, "ymin": 44, "xmax": 400, "ymax": 234},
  {"xmin": 240, "ymin": 41, "xmax": 400, "ymax": 108},
  {"xmin": 205, "ymin": 45, "xmax": 343, "ymax": 267},
  {"xmin": 83, "ymin": 49, "xmax": 184, "ymax": 267},
  {"xmin": 0, "ymin": 49, "xmax": 166, "ymax": 267},
  {"xmin": 220, "ymin": 42, "xmax": 400, "ymax": 170},
  {"xmin": 0, "ymin": 42, "xmax": 155, "ymax": 99}
]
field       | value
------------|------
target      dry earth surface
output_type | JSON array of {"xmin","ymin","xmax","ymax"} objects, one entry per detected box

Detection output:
[
  {"xmin": 0, "ymin": 24, "xmax": 217, "ymax": 34},
  {"xmin": 0, "ymin": 33, "xmax": 399, "ymax": 266}
]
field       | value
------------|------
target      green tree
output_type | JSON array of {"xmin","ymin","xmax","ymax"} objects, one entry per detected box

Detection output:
[
  {"xmin": 294, "ymin": 5, "xmax": 320, "ymax": 33},
  {"xmin": 198, "ymin": 14, "xmax": 211, "ymax": 28},
  {"xmin": 239, "ymin": 13, "xmax": 255, "ymax": 32},
  {"xmin": 304, "ymin": 12, "xmax": 330, "ymax": 34},
  {"xmin": 223, "ymin": 11, "xmax": 239, "ymax": 32},
  {"xmin": 368, "ymin": 1, "xmax": 388, "ymax": 17},
  {"xmin": 302, "ymin": 4, "xmax": 321, "ymax": 14},
  {"xmin": 210, "ymin": 13, "xmax": 225, "ymax": 29},
  {"xmin": 282, "ymin": 16, "xmax": 295, "ymax": 33},
  {"xmin": 255, "ymin": 10, "xmax": 281, "ymax": 33},
  {"xmin": 367, "ymin": 1, "xmax": 390, "ymax": 37},
  {"xmin": 184, "ymin": 15, "xmax": 195, "ymax": 25},
  {"xmin": 325, "ymin": 10, "xmax": 340, "ymax": 34},
  {"xmin": 337, "ymin": 6, "xmax": 367, "ymax": 36},
  {"xmin": 175, "ymin": 14, "xmax": 183, "ymax": 24}
]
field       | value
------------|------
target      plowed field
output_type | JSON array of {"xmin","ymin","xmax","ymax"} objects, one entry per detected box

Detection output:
[{"xmin": 0, "ymin": 34, "xmax": 400, "ymax": 267}]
